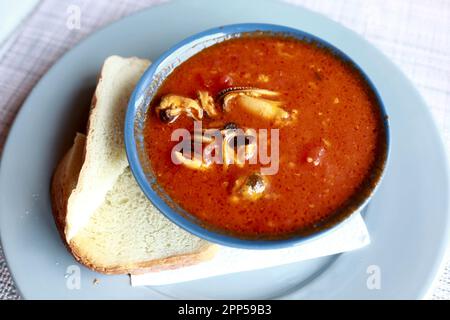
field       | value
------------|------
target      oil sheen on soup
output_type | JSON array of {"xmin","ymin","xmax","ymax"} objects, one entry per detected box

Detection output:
[{"xmin": 144, "ymin": 35, "xmax": 386, "ymax": 238}]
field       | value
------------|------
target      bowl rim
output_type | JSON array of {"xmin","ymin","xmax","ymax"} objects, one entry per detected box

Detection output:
[{"xmin": 124, "ymin": 23, "xmax": 390, "ymax": 249}]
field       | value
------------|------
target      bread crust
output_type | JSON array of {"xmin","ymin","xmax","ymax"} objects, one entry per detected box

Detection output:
[{"xmin": 51, "ymin": 133, "xmax": 85, "ymax": 245}]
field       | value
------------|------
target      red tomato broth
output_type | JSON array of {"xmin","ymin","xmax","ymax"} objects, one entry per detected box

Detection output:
[{"xmin": 144, "ymin": 35, "xmax": 387, "ymax": 238}]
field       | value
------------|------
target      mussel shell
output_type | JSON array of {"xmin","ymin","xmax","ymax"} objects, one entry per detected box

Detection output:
[
  {"xmin": 216, "ymin": 86, "xmax": 258, "ymax": 101},
  {"xmin": 245, "ymin": 173, "xmax": 266, "ymax": 194},
  {"xmin": 223, "ymin": 122, "xmax": 239, "ymax": 130}
]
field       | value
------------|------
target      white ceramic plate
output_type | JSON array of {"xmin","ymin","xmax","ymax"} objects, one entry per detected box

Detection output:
[{"xmin": 1, "ymin": 0, "xmax": 449, "ymax": 299}]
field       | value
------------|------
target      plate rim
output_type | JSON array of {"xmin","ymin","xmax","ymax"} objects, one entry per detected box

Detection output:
[{"xmin": 0, "ymin": 0, "xmax": 449, "ymax": 299}]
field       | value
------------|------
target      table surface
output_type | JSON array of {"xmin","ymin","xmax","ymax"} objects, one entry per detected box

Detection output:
[{"xmin": 0, "ymin": 0, "xmax": 449, "ymax": 300}]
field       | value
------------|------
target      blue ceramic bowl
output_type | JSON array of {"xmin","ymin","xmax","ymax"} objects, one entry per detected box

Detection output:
[{"xmin": 125, "ymin": 23, "xmax": 390, "ymax": 249}]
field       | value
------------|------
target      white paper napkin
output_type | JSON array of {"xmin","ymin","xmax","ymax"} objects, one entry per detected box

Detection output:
[{"xmin": 131, "ymin": 212, "xmax": 369, "ymax": 286}]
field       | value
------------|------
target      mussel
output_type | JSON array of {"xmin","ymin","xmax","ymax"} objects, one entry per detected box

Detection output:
[
  {"xmin": 217, "ymin": 87, "xmax": 291, "ymax": 124},
  {"xmin": 156, "ymin": 91, "xmax": 219, "ymax": 124},
  {"xmin": 172, "ymin": 151, "xmax": 210, "ymax": 170},
  {"xmin": 197, "ymin": 90, "xmax": 218, "ymax": 117},
  {"xmin": 156, "ymin": 94, "xmax": 204, "ymax": 123},
  {"xmin": 230, "ymin": 173, "xmax": 268, "ymax": 202},
  {"xmin": 222, "ymin": 127, "xmax": 257, "ymax": 167}
]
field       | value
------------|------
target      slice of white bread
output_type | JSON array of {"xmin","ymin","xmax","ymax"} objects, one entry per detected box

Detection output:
[
  {"xmin": 51, "ymin": 56, "xmax": 216, "ymax": 274},
  {"xmin": 65, "ymin": 56, "xmax": 150, "ymax": 241}
]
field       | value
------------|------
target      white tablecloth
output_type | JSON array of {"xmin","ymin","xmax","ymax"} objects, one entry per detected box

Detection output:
[{"xmin": 0, "ymin": 0, "xmax": 449, "ymax": 300}]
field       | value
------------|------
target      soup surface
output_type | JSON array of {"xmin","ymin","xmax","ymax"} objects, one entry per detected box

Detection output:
[{"xmin": 144, "ymin": 35, "xmax": 386, "ymax": 238}]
